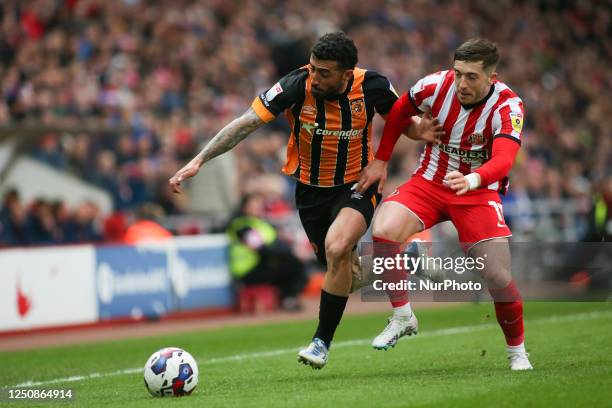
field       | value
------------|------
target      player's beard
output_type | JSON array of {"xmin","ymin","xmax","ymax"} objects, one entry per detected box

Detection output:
[{"xmin": 312, "ymin": 82, "xmax": 343, "ymax": 100}]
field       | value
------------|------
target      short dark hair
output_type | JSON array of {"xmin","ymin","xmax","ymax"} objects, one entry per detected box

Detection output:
[
  {"xmin": 311, "ymin": 32, "xmax": 358, "ymax": 70},
  {"xmin": 454, "ymin": 38, "xmax": 499, "ymax": 71}
]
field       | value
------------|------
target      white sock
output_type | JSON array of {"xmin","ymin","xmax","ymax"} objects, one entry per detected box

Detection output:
[
  {"xmin": 507, "ymin": 342, "xmax": 526, "ymax": 354},
  {"xmin": 393, "ymin": 302, "xmax": 413, "ymax": 318}
]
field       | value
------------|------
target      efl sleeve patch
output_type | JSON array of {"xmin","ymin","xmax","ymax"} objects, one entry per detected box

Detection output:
[
  {"xmin": 265, "ymin": 82, "xmax": 283, "ymax": 101},
  {"xmin": 509, "ymin": 112, "xmax": 523, "ymax": 133}
]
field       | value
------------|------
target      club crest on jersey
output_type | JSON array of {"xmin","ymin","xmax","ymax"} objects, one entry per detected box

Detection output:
[
  {"xmin": 468, "ymin": 133, "xmax": 486, "ymax": 145},
  {"xmin": 350, "ymin": 98, "xmax": 365, "ymax": 114},
  {"xmin": 509, "ymin": 112, "xmax": 523, "ymax": 133}
]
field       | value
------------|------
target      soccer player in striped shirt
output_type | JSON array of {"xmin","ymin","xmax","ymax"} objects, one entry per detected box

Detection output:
[
  {"xmin": 356, "ymin": 38, "xmax": 533, "ymax": 370},
  {"xmin": 169, "ymin": 32, "xmax": 443, "ymax": 369}
]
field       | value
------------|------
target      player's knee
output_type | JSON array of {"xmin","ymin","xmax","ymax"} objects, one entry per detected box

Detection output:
[
  {"xmin": 371, "ymin": 220, "xmax": 403, "ymax": 243},
  {"xmin": 324, "ymin": 236, "xmax": 353, "ymax": 262},
  {"xmin": 478, "ymin": 262, "xmax": 512, "ymax": 287},
  {"xmin": 482, "ymin": 269, "xmax": 512, "ymax": 288}
]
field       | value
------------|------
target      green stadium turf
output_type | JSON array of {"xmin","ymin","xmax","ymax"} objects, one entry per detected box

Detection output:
[{"xmin": 1, "ymin": 302, "xmax": 611, "ymax": 407}]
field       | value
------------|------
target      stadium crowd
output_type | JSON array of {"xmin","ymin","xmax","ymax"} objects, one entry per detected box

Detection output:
[{"xmin": 0, "ymin": 0, "xmax": 610, "ymax": 246}]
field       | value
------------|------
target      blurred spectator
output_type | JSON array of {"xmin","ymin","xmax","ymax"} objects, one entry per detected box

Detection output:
[
  {"xmin": 123, "ymin": 203, "xmax": 172, "ymax": 244},
  {"xmin": 0, "ymin": 0, "xmax": 609, "ymax": 245},
  {"xmin": 70, "ymin": 201, "xmax": 103, "ymax": 243},
  {"xmin": 31, "ymin": 133, "xmax": 66, "ymax": 170},
  {"xmin": 51, "ymin": 199, "xmax": 73, "ymax": 242},
  {"xmin": 0, "ymin": 188, "xmax": 31, "ymax": 246},
  {"xmin": 28, "ymin": 199, "xmax": 60, "ymax": 244},
  {"xmin": 559, "ymin": 174, "xmax": 611, "ymax": 289},
  {"xmin": 103, "ymin": 211, "xmax": 128, "ymax": 242},
  {"xmin": 583, "ymin": 175, "xmax": 612, "ymax": 243},
  {"xmin": 0, "ymin": 188, "xmax": 103, "ymax": 246},
  {"xmin": 88, "ymin": 150, "xmax": 131, "ymax": 209},
  {"xmin": 226, "ymin": 193, "xmax": 307, "ymax": 311}
]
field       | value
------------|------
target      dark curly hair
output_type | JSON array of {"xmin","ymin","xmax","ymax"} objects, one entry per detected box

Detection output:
[{"xmin": 311, "ymin": 32, "xmax": 358, "ymax": 70}]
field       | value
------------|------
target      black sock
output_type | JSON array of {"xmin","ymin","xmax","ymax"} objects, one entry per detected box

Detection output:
[{"xmin": 313, "ymin": 290, "xmax": 348, "ymax": 348}]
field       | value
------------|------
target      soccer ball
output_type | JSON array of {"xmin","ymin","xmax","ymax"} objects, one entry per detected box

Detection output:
[{"xmin": 143, "ymin": 347, "xmax": 199, "ymax": 397}]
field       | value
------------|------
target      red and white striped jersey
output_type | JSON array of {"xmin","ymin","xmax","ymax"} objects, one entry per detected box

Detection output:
[{"xmin": 409, "ymin": 70, "xmax": 524, "ymax": 193}]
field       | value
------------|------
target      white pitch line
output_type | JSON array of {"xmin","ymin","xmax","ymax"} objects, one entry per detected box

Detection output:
[{"xmin": 6, "ymin": 309, "xmax": 611, "ymax": 388}]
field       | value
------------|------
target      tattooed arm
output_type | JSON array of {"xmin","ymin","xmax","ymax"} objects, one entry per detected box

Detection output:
[{"xmin": 169, "ymin": 107, "xmax": 265, "ymax": 193}]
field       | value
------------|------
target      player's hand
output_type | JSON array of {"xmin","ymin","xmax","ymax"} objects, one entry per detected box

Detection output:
[
  {"xmin": 356, "ymin": 159, "xmax": 388, "ymax": 194},
  {"xmin": 443, "ymin": 171, "xmax": 480, "ymax": 195},
  {"xmin": 416, "ymin": 111, "xmax": 444, "ymax": 144},
  {"xmin": 169, "ymin": 159, "xmax": 202, "ymax": 194}
]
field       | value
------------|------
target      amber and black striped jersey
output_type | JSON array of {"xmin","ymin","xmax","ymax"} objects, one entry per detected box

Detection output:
[{"xmin": 251, "ymin": 66, "xmax": 399, "ymax": 187}]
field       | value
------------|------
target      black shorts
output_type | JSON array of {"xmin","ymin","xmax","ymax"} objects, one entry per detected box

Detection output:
[{"xmin": 295, "ymin": 180, "xmax": 381, "ymax": 266}]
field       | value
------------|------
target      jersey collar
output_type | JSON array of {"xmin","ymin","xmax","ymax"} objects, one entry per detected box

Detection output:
[{"xmin": 460, "ymin": 83, "xmax": 495, "ymax": 110}]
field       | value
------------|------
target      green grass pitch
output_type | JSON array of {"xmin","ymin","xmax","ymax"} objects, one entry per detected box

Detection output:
[{"xmin": 1, "ymin": 301, "xmax": 611, "ymax": 407}]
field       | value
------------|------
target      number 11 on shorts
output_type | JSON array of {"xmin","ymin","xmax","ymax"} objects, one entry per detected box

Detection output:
[{"xmin": 488, "ymin": 201, "xmax": 506, "ymax": 227}]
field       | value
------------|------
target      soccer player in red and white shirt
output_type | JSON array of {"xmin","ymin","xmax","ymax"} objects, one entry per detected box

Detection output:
[{"xmin": 356, "ymin": 38, "xmax": 533, "ymax": 370}]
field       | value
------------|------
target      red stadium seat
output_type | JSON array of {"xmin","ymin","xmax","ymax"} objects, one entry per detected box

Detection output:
[{"xmin": 237, "ymin": 285, "xmax": 280, "ymax": 314}]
